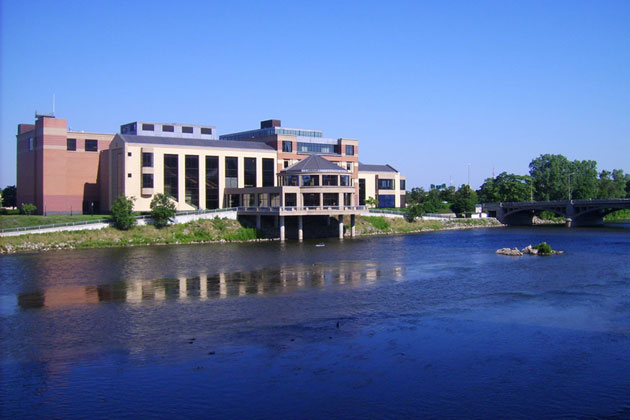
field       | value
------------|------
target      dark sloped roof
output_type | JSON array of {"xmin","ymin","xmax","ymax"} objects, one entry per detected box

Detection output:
[
  {"xmin": 359, "ymin": 162, "xmax": 398, "ymax": 173},
  {"xmin": 117, "ymin": 134, "xmax": 274, "ymax": 150},
  {"xmin": 282, "ymin": 155, "xmax": 349, "ymax": 173}
]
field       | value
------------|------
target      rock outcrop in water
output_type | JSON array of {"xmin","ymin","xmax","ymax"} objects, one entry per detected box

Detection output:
[{"xmin": 496, "ymin": 243, "xmax": 564, "ymax": 257}]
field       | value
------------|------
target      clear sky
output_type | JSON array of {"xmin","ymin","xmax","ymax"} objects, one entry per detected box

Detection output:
[{"xmin": 1, "ymin": 0, "xmax": 629, "ymax": 190}]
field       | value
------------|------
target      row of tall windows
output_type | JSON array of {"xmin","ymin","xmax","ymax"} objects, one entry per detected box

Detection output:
[{"xmin": 161, "ymin": 155, "xmax": 274, "ymax": 206}]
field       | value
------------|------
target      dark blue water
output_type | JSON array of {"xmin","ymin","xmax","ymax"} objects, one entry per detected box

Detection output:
[{"xmin": 2, "ymin": 226, "xmax": 630, "ymax": 419}]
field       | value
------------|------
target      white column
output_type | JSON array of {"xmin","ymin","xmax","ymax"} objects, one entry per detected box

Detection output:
[
  {"xmin": 351, "ymin": 214, "xmax": 356, "ymax": 237},
  {"xmin": 200, "ymin": 274, "xmax": 208, "ymax": 300},
  {"xmin": 179, "ymin": 277, "xmax": 187, "ymax": 300},
  {"xmin": 339, "ymin": 215, "xmax": 344, "ymax": 239},
  {"xmin": 298, "ymin": 215, "xmax": 303, "ymax": 241},
  {"xmin": 280, "ymin": 216, "xmax": 285, "ymax": 242}
]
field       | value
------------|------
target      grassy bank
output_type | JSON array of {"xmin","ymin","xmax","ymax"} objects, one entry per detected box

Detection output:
[
  {"xmin": 355, "ymin": 216, "xmax": 501, "ymax": 236},
  {"xmin": 1, "ymin": 218, "xmax": 262, "ymax": 254},
  {"xmin": 604, "ymin": 209, "xmax": 630, "ymax": 222},
  {"xmin": 0, "ymin": 215, "xmax": 501, "ymax": 254},
  {"xmin": 0, "ymin": 214, "xmax": 110, "ymax": 230}
]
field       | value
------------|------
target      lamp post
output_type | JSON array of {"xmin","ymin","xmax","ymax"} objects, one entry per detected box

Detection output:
[
  {"xmin": 568, "ymin": 172, "xmax": 575, "ymax": 201},
  {"xmin": 467, "ymin": 163, "xmax": 471, "ymax": 187}
]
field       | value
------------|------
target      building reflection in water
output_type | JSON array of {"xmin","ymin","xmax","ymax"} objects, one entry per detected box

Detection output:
[{"xmin": 15, "ymin": 262, "xmax": 405, "ymax": 310}]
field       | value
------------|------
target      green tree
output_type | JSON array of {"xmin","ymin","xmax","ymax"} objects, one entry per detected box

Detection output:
[
  {"xmin": 150, "ymin": 193, "xmax": 176, "ymax": 228},
  {"xmin": 111, "ymin": 195, "xmax": 137, "ymax": 230},
  {"xmin": 569, "ymin": 160, "xmax": 599, "ymax": 199},
  {"xmin": 405, "ymin": 203, "xmax": 423, "ymax": 222},
  {"xmin": 364, "ymin": 196, "xmax": 378, "ymax": 208},
  {"xmin": 450, "ymin": 185, "xmax": 477, "ymax": 215},
  {"xmin": 21, "ymin": 203, "xmax": 37, "ymax": 215},
  {"xmin": 2, "ymin": 185, "xmax": 17, "ymax": 207},
  {"xmin": 477, "ymin": 172, "xmax": 532, "ymax": 203},
  {"xmin": 439, "ymin": 185, "xmax": 456, "ymax": 203},
  {"xmin": 529, "ymin": 154, "xmax": 572, "ymax": 201},
  {"xmin": 407, "ymin": 187, "xmax": 426, "ymax": 206}
]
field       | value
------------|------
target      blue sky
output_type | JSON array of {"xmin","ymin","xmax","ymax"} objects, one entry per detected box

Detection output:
[{"xmin": 1, "ymin": 0, "xmax": 629, "ymax": 189}]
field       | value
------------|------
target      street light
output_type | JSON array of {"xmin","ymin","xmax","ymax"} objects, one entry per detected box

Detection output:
[
  {"xmin": 467, "ymin": 163, "xmax": 472, "ymax": 187},
  {"xmin": 568, "ymin": 172, "xmax": 575, "ymax": 201}
]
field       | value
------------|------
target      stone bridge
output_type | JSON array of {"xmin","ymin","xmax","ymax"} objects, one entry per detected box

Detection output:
[{"xmin": 482, "ymin": 199, "xmax": 630, "ymax": 227}]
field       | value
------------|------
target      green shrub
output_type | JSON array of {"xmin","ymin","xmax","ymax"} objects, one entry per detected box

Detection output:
[
  {"xmin": 21, "ymin": 203, "xmax": 37, "ymax": 215},
  {"xmin": 533, "ymin": 242, "xmax": 553, "ymax": 255},
  {"xmin": 150, "ymin": 193, "xmax": 176, "ymax": 228},
  {"xmin": 111, "ymin": 195, "xmax": 137, "ymax": 230},
  {"xmin": 366, "ymin": 216, "xmax": 390, "ymax": 231}
]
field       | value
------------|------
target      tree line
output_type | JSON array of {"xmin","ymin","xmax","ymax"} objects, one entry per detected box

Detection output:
[
  {"xmin": 477, "ymin": 154, "xmax": 630, "ymax": 203},
  {"xmin": 405, "ymin": 154, "xmax": 629, "ymax": 218}
]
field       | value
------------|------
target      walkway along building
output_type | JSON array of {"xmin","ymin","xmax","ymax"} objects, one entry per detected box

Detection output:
[{"xmin": 16, "ymin": 115, "xmax": 406, "ymax": 238}]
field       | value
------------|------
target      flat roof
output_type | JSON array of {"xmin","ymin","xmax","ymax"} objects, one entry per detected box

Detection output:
[{"xmin": 117, "ymin": 134, "xmax": 275, "ymax": 150}]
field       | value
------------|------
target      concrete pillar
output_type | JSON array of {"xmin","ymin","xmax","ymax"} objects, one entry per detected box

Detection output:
[
  {"xmin": 351, "ymin": 214, "xmax": 356, "ymax": 237},
  {"xmin": 339, "ymin": 215, "xmax": 344, "ymax": 239},
  {"xmin": 280, "ymin": 216, "xmax": 285, "ymax": 242},
  {"xmin": 298, "ymin": 215, "xmax": 303, "ymax": 241},
  {"xmin": 256, "ymin": 214, "xmax": 261, "ymax": 230}
]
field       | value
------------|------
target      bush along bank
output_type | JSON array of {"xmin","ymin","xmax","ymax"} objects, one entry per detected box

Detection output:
[{"xmin": 0, "ymin": 218, "xmax": 263, "ymax": 254}]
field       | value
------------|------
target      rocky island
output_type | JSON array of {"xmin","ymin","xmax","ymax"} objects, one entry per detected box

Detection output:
[{"xmin": 496, "ymin": 242, "xmax": 564, "ymax": 257}]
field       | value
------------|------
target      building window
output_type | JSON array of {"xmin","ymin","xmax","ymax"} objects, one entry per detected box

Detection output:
[
  {"xmin": 128, "ymin": 152, "xmax": 132, "ymax": 157},
  {"xmin": 340, "ymin": 175, "xmax": 351, "ymax": 186},
  {"xmin": 142, "ymin": 174, "xmax": 154, "ymax": 189},
  {"xmin": 258, "ymin": 193, "xmax": 269, "ymax": 207},
  {"xmin": 378, "ymin": 179, "xmax": 394, "ymax": 190},
  {"xmin": 67, "ymin": 138, "xmax": 76, "ymax": 151},
  {"xmin": 344, "ymin": 193, "xmax": 353, "ymax": 206},
  {"xmin": 301, "ymin": 175, "xmax": 319, "ymax": 186},
  {"xmin": 201, "ymin": 127, "xmax": 212, "ymax": 135},
  {"xmin": 322, "ymin": 175, "xmax": 338, "ymax": 186},
  {"xmin": 182, "ymin": 126, "xmax": 193, "ymax": 134},
  {"xmin": 378, "ymin": 195, "xmax": 395, "ymax": 208},
  {"xmin": 283, "ymin": 161, "xmax": 289, "ymax": 168},
  {"xmin": 346, "ymin": 163, "xmax": 352, "ymax": 171},
  {"xmin": 345, "ymin": 145, "xmax": 354, "ymax": 156},
  {"xmin": 282, "ymin": 141, "xmax": 293, "ymax": 152},
  {"xmin": 164, "ymin": 154, "xmax": 179, "ymax": 200},
  {"xmin": 262, "ymin": 158, "xmax": 274, "ymax": 187},
  {"xmin": 284, "ymin": 193, "xmax": 297, "ymax": 207},
  {"xmin": 323, "ymin": 193, "xmax": 338, "ymax": 207},
  {"xmin": 244, "ymin": 157, "xmax": 257, "ymax": 188},
  {"xmin": 28, "ymin": 137, "xmax": 34, "ymax": 151},
  {"xmin": 359, "ymin": 179, "xmax": 366, "ymax": 205},
  {"xmin": 162, "ymin": 125, "xmax": 174, "ymax": 132},
  {"xmin": 206, "ymin": 156, "xmax": 219, "ymax": 209},
  {"xmin": 85, "ymin": 139, "xmax": 98, "ymax": 152},
  {"xmin": 225, "ymin": 157, "xmax": 238, "ymax": 188},
  {"xmin": 128, "ymin": 173, "xmax": 132, "ymax": 178},
  {"xmin": 185, "ymin": 155, "xmax": 199, "ymax": 207},
  {"xmin": 283, "ymin": 175, "xmax": 298, "ymax": 186},
  {"xmin": 303, "ymin": 193, "xmax": 320, "ymax": 207},
  {"xmin": 400, "ymin": 179, "xmax": 406, "ymax": 191},
  {"xmin": 142, "ymin": 152, "xmax": 153, "ymax": 167},
  {"xmin": 142, "ymin": 123, "xmax": 154, "ymax": 131},
  {"xmin": 298, "ymin": 142, "xmax": 335, "ymax": 154}
]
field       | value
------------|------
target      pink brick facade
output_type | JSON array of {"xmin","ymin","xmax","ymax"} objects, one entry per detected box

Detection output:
[{"xmin": 16, "ymin": 116, "xmax": 114, "ymax": 214}]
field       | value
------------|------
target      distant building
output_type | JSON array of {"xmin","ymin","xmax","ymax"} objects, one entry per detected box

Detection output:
[
  {"xmin": 358, "ymin": 163, "xmax": 406, "ymax": 208},
  {"xmin": 16, "ymin": 116, "xmax": 406, "ymax": 214}
]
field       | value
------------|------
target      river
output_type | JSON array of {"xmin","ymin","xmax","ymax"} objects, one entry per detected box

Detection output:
[{"xmin": 1, "ymin": 225, "xmax": 630, "ymax": 419}]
